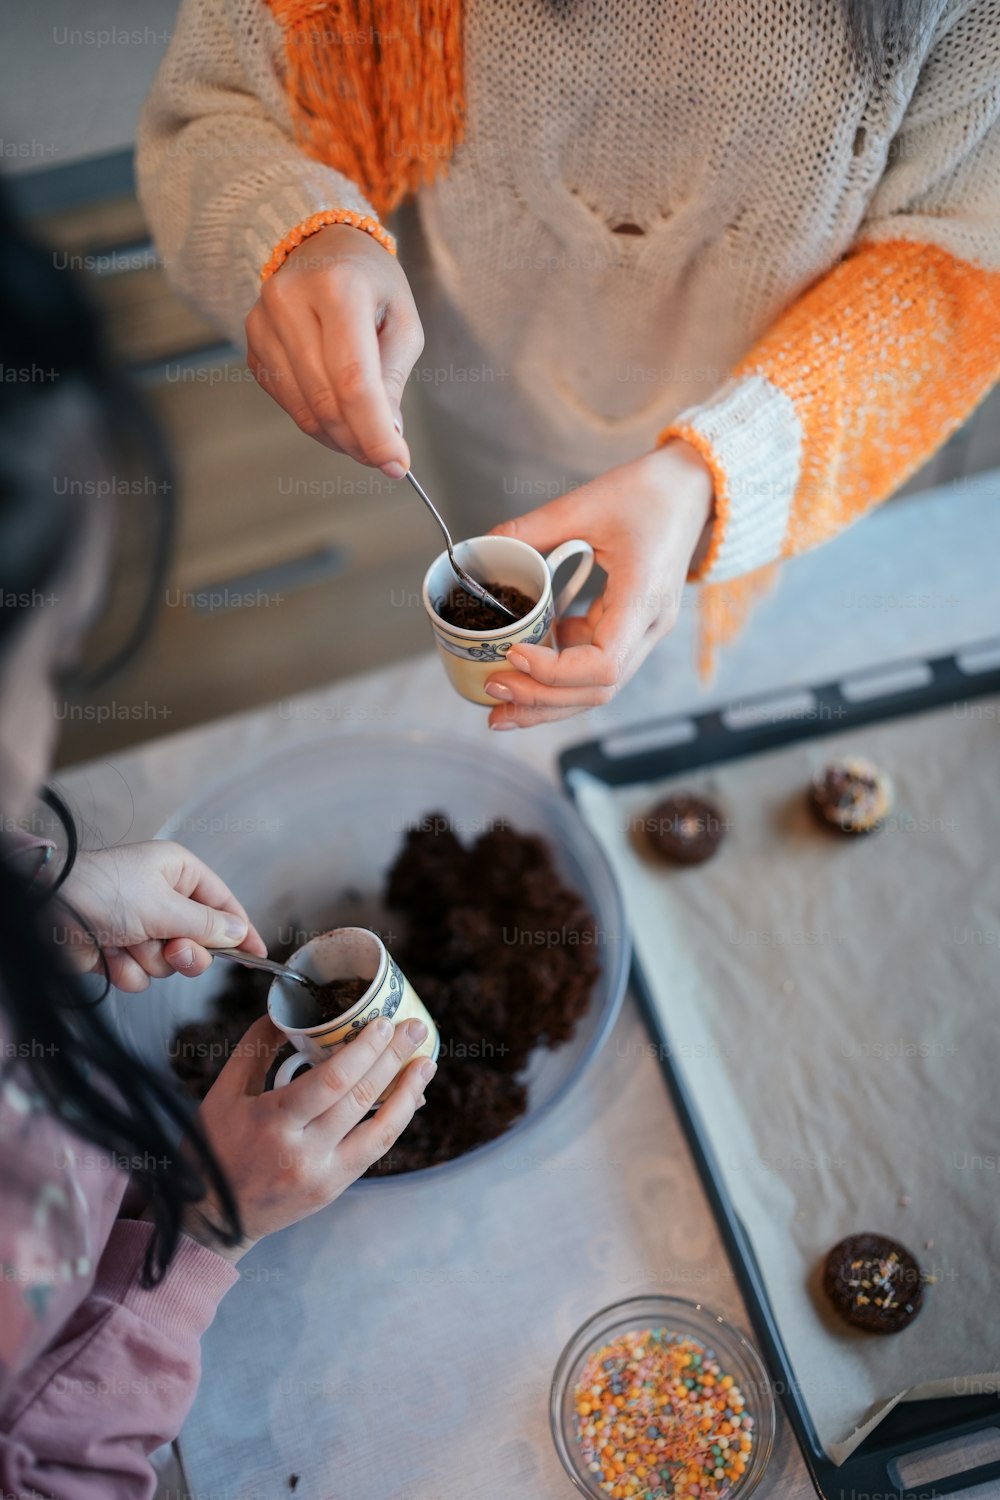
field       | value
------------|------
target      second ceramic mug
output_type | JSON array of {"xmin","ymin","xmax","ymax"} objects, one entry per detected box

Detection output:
[
  {"xmin": 421, "ymin": 535, "xmax": 595, "ymax": 706},
  {"xmin": 266, "ymin": 926, "xmax": 439, "ymax": 1103}
]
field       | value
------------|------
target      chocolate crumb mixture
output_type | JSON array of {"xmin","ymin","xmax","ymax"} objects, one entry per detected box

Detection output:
[
  {"xmin": 311, "ymin": 975, "xmax": 370, "ymax": 1023},
  {"xmin": 169, "ymin": 816, "xmax": 600, "ymax": 1175},
  {"xmin": 438, "ymin": 582, "xmax": 537, "ymax": 630},
  {"xmin": 370, "ymin": 816, "xmax": 599, "ymax": 1173}
]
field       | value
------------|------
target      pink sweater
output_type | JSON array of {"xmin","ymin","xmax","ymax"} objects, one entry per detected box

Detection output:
[
  {"xmin": 0, "ymin": 1068, "xmax": 238, "ymax": 1499},
  {"xmin": 0, "ymin": 842, "xmax": 238, "ymax": 1498}
]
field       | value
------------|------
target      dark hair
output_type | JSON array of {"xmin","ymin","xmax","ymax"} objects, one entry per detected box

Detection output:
[
  {"xmin": 0, "ymin": 189, "xmax": 241, "ymax": 1283},
  {"xmin": 843, "ymin": 0, "xmax": 936, "ymax": 76}
]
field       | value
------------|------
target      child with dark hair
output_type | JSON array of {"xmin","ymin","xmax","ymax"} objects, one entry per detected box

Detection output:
[{"xmin": 0, "ymin": 200, "xmax": 434, "ymax": 1498}]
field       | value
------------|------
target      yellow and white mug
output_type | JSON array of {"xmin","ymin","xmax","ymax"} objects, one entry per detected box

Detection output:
[
  {"xmin": 421, "ymin": 534, "xmax": 595, "ymax": 706},
  {"xmin": 267, "ymin": 926, "xmax": 438, "ymax": 1103}
]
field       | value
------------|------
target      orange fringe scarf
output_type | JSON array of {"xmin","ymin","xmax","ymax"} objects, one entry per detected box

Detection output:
[
  {"xmin": 264, "ymin": 0, "xmax": 465, "ymax": 218},
  {"xmin": 264, "ymin": 0, "xmax": 758, "ymax": 677}
]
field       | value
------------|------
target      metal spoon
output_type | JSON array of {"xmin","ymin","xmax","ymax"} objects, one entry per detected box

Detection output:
[
  {"xmin": 404, "ymin": 469, "xmax": 519, "ymax": 622},
  {"xmin": 212, "ymin": 947, "xmax": 321, "ymax": 995}
]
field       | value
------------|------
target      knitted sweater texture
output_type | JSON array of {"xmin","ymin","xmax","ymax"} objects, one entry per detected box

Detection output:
[{"xmin": 137, "ymin": 0, "xmax": 1000, "ymax": 649}]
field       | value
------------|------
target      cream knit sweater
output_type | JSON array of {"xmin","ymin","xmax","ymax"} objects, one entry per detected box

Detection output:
[{"xmin": 137, "ymin": 0, "xmax": 1000, "ymax": 586}]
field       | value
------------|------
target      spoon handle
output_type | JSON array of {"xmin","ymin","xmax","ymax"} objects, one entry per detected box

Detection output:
[
  {"xmin": 212, "ymin": 948, "xmax": 314, "ymax": 989},
  {"xmin": 405, "ymin": 468, "xmax": 519, "ymax": 622},
  {"xmin": 404, "ymin": 470, "xmax": 455, "ymax": 556}
]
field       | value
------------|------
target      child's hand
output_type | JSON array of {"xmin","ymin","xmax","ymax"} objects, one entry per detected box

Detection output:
[
  {"xmin": 483, "ymin": 440, "xmax": 715, "ymax": 728},
  {"xmin": 185, "ymin": 1014, "xmax": 436, "ymax": 1260},
  {"xmin": 54, "ymin": 841, "xmax": 266, "ymax": 991}
]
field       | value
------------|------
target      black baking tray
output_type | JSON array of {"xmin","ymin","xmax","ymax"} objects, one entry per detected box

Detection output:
[{"xmin": 560, "ymin": 641, "xmax": 1000, "ymax": 1500}]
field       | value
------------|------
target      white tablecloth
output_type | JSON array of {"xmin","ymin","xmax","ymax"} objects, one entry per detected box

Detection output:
[{"xmin": 55, "ymin": 473, "xmax": 1000, "ymax": 1500}]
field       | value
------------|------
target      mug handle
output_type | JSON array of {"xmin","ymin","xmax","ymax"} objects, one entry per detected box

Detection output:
[
  {"xmin": 273, "ymin": 1053, "xmax": 316, "ymax": 1089},
  {"xmin": 545, "ymin": 539, "xmax": 594, "ymax": 618}
]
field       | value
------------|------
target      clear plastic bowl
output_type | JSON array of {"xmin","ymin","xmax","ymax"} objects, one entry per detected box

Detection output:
[
  {"xmin": 110, "ymin": 730, "xmax": 629, "ymax": 1186},
  {"xmin": 551, "ymin": 1296, "xmax": 776, "ymax": 1500}
]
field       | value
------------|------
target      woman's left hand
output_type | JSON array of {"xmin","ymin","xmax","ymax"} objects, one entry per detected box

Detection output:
[
  {"xmin": 483, "ymin": 440, "xmax": 715, "ymax": 729},
  {"xmin": 52, "ymin": 841, "xmax": 267, "ymax": 991}
]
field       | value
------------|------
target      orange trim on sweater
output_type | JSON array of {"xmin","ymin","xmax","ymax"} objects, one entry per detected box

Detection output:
[
  {"xmin": 661, "ymin": 238, "xmax": 1000, "ymax": 674},
  {"xmin": 665, "ymin": 423, "xmax": 731, "ymax": 585},
  {"xmin": 740, "ymin": 238, "xmax": 1000, "ymax": 556},
  {"xmin": 664, "ymin": 424, "xmax": 782, "ymax": 679},
  {"xmin": 697, "ymin": 568, "xmax": 780, "ymax": 680},
  {"xmin": 264, "ymin": 0, "xmax": 465, "ymax": 219},
  {"xmin": 260, "ymin": 208, "xmax": 397, "ymax": 281}
]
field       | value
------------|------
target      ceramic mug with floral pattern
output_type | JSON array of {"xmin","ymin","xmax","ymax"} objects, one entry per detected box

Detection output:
[
  {"xmin": 421, "ymin": 535, "xmax": 595, "ymax": 706},
  {"xmin": 267, "ymin": 926, "xmax": 439, "ymax": 1102}
]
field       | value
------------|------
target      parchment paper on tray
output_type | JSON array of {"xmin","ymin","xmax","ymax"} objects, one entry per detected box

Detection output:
[{"xmin": 572, "ymin": 697, "xmax": 1000, "ymax": 1463}]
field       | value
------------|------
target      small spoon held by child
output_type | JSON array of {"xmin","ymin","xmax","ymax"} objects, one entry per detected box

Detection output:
[{"xmin": 211, "ymin": 947, "xmax": 322, "ymax": 996}]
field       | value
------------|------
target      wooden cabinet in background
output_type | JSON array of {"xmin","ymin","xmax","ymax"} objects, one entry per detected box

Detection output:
[
  {"xmin": 31, "ymin": 189, "xmax": 446, "ymax": 766},
  {"xmin": 26, "ymin": 180, "xmax": 1000, "ymax": 765}
]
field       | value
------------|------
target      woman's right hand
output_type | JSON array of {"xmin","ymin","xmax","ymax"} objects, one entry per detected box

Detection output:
[
  {"xmin": 185, "ymin": 1014, "xmax": 435, "ymax": 1261},
  {"xmin": 245, "ymin": 224, "xmax": 422, "ymax": 477}
]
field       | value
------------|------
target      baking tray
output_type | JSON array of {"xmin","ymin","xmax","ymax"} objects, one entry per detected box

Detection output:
[{"xmin": 560, "ymin": 640, "xmax": 1000, "ymax": 1500}]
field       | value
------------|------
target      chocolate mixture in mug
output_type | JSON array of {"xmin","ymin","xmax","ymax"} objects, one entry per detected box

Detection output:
[
  {"xmin": 310, "ymin": 975, "xmax": 370, "ymax": 1024},
  {"xmin": 438, "ymin": 582, "xmax": 537, "ymax": 631},
  {"xmin": 170, "ymin": 816, "xmax": 599, "ymax": 1174}
]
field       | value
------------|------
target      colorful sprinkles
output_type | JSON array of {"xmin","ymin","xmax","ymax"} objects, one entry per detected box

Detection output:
[{"xmin": 571, "ymin": 1329, "xmax": 755, "ymax": 1499}]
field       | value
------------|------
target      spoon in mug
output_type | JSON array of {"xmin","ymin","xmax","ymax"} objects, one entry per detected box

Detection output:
[
  {"xmin": 401, "ymin": 465, "xmax": 519, "ymax": 624},
  {"xmin": 212, "ymin": 947, "xmax": 322, "ymax": 996}
]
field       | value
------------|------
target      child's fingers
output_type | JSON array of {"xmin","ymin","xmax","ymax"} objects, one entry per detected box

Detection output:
[
  {"xmin": 163, "ymin": 938, "xmax": 215, "ymax": 976},
  {"xmin": 310, "ymin": 1018, "xmax": 428, "ymax": 1136},
  {"xmin": 212, "ymin": 1015, "xmax": 287, "ymax": 1097},
  {"xmin": 276, "ymin": 1016, "xmax": 398, "ymax": 1128},
  {"xmin": 125, "ymin": 939, "xmax": 175, "ymax": 979},
  {"xmin": 171, "ymin": 853, "xmax": 268, "ymax": 957},
  {"xmin": 162, "ymin": 891, "xmax": 251, "ymax": 951},
  {"xmin": 339, "ymin": 1055, "xmax": 435, "ymax": 1179},
  {"xmin": 105, "ymin": 947, "xmax": 151, "ymax": 992}
]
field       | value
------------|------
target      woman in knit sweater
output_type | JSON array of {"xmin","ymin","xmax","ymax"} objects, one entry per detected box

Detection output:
[{"xmin": 138, "ymin": 0, "xmax": 1000, "ymax": 724}]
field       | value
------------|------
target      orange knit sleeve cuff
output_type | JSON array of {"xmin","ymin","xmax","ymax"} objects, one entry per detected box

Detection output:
[
  {"xmin": 658, "ymin": 240, "xmax": 1000, "ymax": 584},
  {"xmin": 260, "ymin": 208, "xmax": 397, "ymax": 282},
  {"xmin": 657, "ymin": 237, "xmax": 1000, "ymax": 674}
]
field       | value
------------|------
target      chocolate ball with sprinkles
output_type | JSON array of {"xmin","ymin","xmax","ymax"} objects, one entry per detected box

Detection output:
[
  {"xmin": 810, "ymin": 757, "xmax": 893, "ymax": 834},
  {"xmin": 644, "ymin": 793, "xmax": 726, "ymax": 866},
  {"xmin": 823, "ymin": 1233, "xmax": 925, "ymax": 1332}
]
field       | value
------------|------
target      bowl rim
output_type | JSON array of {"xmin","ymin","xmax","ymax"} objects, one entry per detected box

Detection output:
[
  {"xmin": 153, "ymin": 727, "xmax": 631, "ymax": 1188},
  {"xmin": 549, "ymin": 1293, "xmax": 777, "ymax": 1500}
]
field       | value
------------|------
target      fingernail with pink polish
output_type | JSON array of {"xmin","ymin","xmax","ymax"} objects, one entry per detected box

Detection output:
[
  {"xmin": 382, "ymin": 460, "xmax": 406, "ymax": 479},
  {"xmin": 485, "ymin": 681, "xmax": 512, "ymax": 700},
  {"xmin": 506, "ymin": 651, "xmax": 531, "ymax": 673}
]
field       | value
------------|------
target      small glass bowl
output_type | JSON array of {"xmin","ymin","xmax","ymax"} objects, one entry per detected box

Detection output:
[{"xmin": 550, "ymin": 1296, "xmax": 776, "ymax": 1500}]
